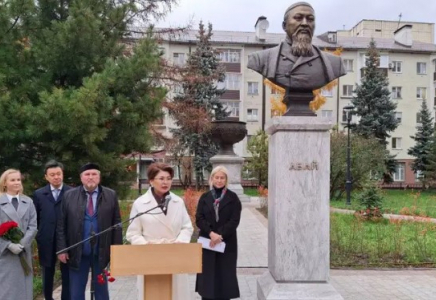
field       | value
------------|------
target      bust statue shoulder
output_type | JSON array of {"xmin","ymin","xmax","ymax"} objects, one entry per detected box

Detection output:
[
  {"xmin": 247, "ymin": 44, "xmax": 282, "ymax": 79},
  {"xmin": 321, "ymin": 50, "xmax": 346, "ymax": 78}
]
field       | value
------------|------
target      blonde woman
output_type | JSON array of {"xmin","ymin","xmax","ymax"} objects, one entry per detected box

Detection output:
[
  {"xmin": 126, "ymin": 163, "xmax": 193, "ymax": 300},
  {"xmin": 195, "ymin": 166, "xmax": 242, "ymax": 300},
  {"xmin": 0, "ymin": 169, "xmax": 37, "ymax": 300}
]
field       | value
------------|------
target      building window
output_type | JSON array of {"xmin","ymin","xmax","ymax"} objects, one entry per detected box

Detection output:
[
  {"xmin": 395, "ymin": 112, "xmax": 402, "ymax": 123},
  {"xmin": 392, "ymin": 137, "xmax": 402, "ymax": 149},
  {"xmin": 218, "ymin": 73, "xmax": 241, "ymax": 90},
  {"xmin": 342, "ymin": 85, "xmax": 353, "ymax": 97},
  {"xmin": 271, "ymin": 87, "xmax": 280, "ymax": 94},
  {"xmin": 173, "ymin": 84, "xmax": 183, "ymax": 95},
  {"xmin": 363, "ymin": 54, "xmax": 389, "ymax": 68},
  {"xmin": 417, "ymin": 112, "xmax": 422, "ymax": 124},
  {"xmin": 218, "ymin": 49, "xmax": 241, "ymax": 63},
  {"xmin": 158, "ymin": 47, "xmax": 166, "ymax": 55},
  {"xmin": 393, "ymin": 162, "xmax": 405, "ymax": 182},
  {"xmin": 362, "ymin": 54, "xmax": 389, "ymax": 68},
  {"xmin": 341, "ymin": 109, "xmax": 348, "ymax": 123},
  {"xmin": 321, "ymin": 110, "xmax": 333, "ymax": 120},
  {"xmin": 247, "ymin": 82, "xmax": 259, "ymax": 95},
  {"xmin": 321, "ymin": 89, "xmax": 333, "ymax": 97},
  {"xmin": 343, "ymin": 59, "xmax": 353, "ymax": 72},
  {"xmin": 170, "ymin": 163, "xmax": 180, "ymax": 180},
  {"xmin": 222, "ymin": 101, "xmax": 240, "ymax": 117},
  {"xmin": 415, "ymin": 170, "xmax": 423, "ymax": 182},
  {"xmin": 417, "ymin": 87, "xmax": 427, "ymax": 100},
  {"xmin": 392, "ymin": 87, "xmax": 402, "ymax": 99},
  {"xmin": 417, "ymin": 62, "xmax": 427, "ymax": 75},
  {"xmin": 173, "ymin": 53, "xmax": 185, "ymax": 66},
  {"xmin": 139, "ymin": 162, "xmax": 148, "ymax": 180},
  {"xmin": 379, "ymin": 55, "xmax": 389, "ymax": 68},
  {"xmin": 247, "ymin": 109, "xmax": 258, "ymax": 122},
  {"xmin": 391, "ymin": 61, "xmax": 402, "ymax": 73}
]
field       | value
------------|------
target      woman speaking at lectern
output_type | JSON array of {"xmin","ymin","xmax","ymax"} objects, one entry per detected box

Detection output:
[{"xmin": 126, "ymin": 163, "xmax": 193, "ymax": 300}]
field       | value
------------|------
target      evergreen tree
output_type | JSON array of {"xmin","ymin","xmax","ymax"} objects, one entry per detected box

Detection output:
[
  {"xmin": 168, "ymin": 21, "xmax": 228, "ymax": 189},
  {"xmin": 0, "ymin": 0, "xmax": 176, "ymax": 196},
  {"xmin": 351, "ymin": 39, "xmax": 399, "ymax": 145},
  {"xmin": 408, "ymin": 100, "xmax": 434, "ymax": 177},
  {"xmin": 351, "ymin": 39, "xmax": 399, "ymax": 182},
  {"xmin": 423, "ymin": 136, "xmax": 436, "ymax": 185}
]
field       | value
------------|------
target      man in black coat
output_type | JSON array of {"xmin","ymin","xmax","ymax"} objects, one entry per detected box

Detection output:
[
  {"xmin": 56, "ymin": 163, "xmax": 122, "ymax": 300},
  {"xmin": 33, "ymin": 160, "xmax": 72, "ymax": 300}
]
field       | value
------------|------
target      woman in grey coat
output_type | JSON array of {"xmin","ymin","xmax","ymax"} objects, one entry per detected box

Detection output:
[{"xmin": 0, "ymin": 169, "xmax": 37, "ymax": 300}]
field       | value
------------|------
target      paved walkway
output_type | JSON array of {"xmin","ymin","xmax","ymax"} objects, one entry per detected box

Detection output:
[{"xmin": 53, "ymin": 201, "xmax": 436, "ymax": 300}]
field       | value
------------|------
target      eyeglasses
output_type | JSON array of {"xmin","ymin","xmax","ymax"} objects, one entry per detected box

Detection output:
[{"xmin": 155, "ymin": 177, "xmax": 173, "ymax": 182}]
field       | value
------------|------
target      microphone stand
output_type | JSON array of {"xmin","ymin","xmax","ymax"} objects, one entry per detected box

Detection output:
[
  {"xmin": 56, "ymin": 203, "xmax": 164, "ymax": 299},
  {"xmin": 90, "ymin": 229, "xmax": 96, "ymax": 300}
]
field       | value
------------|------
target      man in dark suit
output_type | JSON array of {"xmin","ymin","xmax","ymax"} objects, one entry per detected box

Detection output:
[
  {"xmin": 33, "ymin": 160, "xmax": 71, "ymax": 300},
  {"xmin": 56, "ymin": 163, "xmax": 122, "ymax": 300}
]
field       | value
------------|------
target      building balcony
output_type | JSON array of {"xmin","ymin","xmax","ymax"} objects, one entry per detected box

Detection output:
[
  {"xmin": 221, "ymin": 90, "xmax": 240, "ymax": 100},
  {"xmin": 222, "ymin": 62, "xmax": 241, "ymax": 73}
]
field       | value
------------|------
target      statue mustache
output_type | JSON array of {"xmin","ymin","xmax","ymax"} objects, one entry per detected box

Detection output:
[{"xmin": 294, "ymin": 27, "xmax": 313, "ymax": 36}]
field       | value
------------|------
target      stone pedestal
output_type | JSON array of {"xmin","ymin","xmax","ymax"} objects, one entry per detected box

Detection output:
[
  {"xmin": 257, "ymin": 117, "xmax": 343, "ymax": 299},
  {"xmin": 283, "ymin": 89, "xmax": 316, "ymax": 117},
  {"xmin": 210, "ymin": 155, "xmax": 250, "ymax": 202}
]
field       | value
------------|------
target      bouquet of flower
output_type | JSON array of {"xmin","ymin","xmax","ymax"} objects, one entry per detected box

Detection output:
[
  {"xmin": 0, "ymin": 221, "xmax": 32, "ymax": 275},
  {"xmin": 97, "ymin": 267, "xmax": 115, "ymax": 285}
]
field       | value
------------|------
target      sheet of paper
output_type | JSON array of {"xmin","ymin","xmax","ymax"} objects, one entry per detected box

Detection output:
[{"xmin": 197, "ymin": 236, "xmax": 226, "ymax": 253}]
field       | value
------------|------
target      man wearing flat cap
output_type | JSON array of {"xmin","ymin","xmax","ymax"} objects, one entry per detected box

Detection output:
[
  {"xmin": 248, "ymin": 2, "xmax": 346, "ymax": 93},
  {"xmin": 56, "ymin": 163, "xmax": 122, "ymax": 300}
]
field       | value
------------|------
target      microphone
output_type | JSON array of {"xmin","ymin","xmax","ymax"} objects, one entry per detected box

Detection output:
[{"xmin": 162, "ymin": 195, "xmax": 171, "ymax": 214}]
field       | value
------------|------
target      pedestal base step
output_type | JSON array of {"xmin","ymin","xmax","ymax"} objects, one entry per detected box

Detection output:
[{"xmin": 257, "ymin": 272, "xmax": 343, "ymax": 300}]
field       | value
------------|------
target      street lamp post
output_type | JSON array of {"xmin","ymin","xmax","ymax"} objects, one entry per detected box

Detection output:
[
  {"xmin": 138, "ymin": 154, "xmax": 142, "ymax": 196},
  {"xmin": 343, "ymin": 105, "xmax": 355, "ymax": 206}
]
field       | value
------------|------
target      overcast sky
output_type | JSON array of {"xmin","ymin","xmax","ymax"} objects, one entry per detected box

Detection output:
[{"xmin": 156, "ymin": 0, "xmax": 436, "ymax": 41}]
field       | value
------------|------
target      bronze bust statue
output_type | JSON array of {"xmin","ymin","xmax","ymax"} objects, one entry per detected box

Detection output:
[{"xmin": 247, "ymin": 2, "xmax": 347, "ymax": 116}]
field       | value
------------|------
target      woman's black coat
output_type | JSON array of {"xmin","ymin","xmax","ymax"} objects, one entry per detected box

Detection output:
[{"xmin": 195, "ymin": 188, "xmax": 242, "ymax": 299}]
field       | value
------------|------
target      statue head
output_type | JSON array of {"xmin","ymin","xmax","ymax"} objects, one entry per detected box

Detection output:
[{"xmin": 282, "ymin": 2, "xmax": 315, "ymax": 57}]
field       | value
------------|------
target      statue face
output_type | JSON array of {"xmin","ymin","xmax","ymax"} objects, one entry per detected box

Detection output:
[{"xmin": 283, "ymin": 6, "xmax": 315, "ymax": 40}]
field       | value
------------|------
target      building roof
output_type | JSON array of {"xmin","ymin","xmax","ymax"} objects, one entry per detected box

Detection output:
[
  {"xmin": 358, "ymin": 19, "xmax": 435, "ymax": 25},
  {"xmin": 127, "ymin": 28, "xmax": 436, "ymax": 54}
]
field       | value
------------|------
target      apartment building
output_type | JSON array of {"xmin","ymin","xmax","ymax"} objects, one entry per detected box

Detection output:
[
  {"xmin": 338, "ymin": 19, "xmax": 434, "ymax": 43},
  {"xmin": 130, "ymin": 18, "xmax": 436, "ymax": 185}
]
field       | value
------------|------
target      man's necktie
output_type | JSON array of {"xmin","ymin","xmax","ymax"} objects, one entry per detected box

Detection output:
[
  {"xmin": 87, "ymin": 193, "xmax": 94, "ymax": 215},
  {"xmin": 11, "ymin": 197, "xmax": 18, "ymax": 210},
  {"xmin": 54, "ymin": 189, "xmax": 60, "ymax": 201}
]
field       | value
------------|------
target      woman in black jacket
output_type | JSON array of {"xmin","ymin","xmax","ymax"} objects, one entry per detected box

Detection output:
[{"xmin": 195, "ymin": 166, "xmax": 242, "ymax": 300}]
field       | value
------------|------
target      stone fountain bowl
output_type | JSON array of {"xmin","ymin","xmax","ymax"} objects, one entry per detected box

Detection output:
[{"xmin": 211, "ymin": 119, "xmax": 247, "ymax": 155}]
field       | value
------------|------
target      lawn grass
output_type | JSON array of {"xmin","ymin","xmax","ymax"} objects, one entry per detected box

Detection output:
[
  {"xmin": 244, "ymin": 187, "xmax": 259, "ymax": 197},
  {"xmin": 331, "ymin": 212, "xmax": 436, "ymax": 267},
  {"xmin": 330, "ymin": 189, "xmax": 436, "ymax": 218}
]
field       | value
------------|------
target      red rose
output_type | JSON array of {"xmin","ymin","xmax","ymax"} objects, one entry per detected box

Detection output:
[
  {"xmin": 108, "ymin": 277, "xmax": 116, "ymax": 282},
  {"xmin": 0, "ymin": 221, "xmax": 19, "ymax": 236},
  {"xmin": 97, "ymin": 274, "xmax": 105, "ymax": 285}
]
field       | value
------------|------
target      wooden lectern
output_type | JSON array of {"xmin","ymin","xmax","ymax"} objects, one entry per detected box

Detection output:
[{"xmin": 111, "ymin": 244, "xmax": 202, "ymax": 300}]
